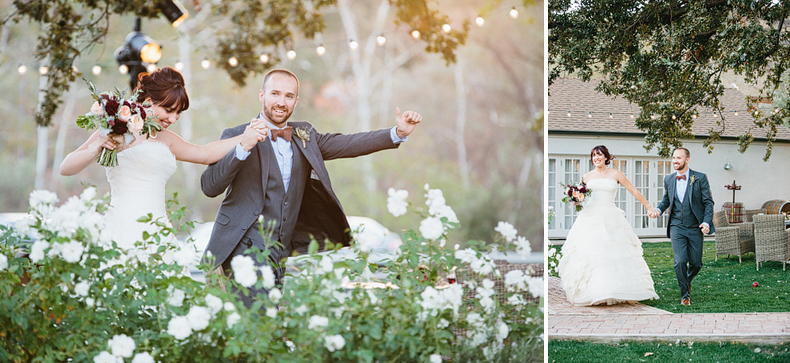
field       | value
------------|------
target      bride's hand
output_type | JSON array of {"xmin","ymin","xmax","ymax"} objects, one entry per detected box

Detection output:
[
  {"xmin": 240, "ymin": 118, "xmax": 269, "ymax": 152},
  {"xmin": 88, "ymin": 135, "xmax": 116, "ymax": 153}
]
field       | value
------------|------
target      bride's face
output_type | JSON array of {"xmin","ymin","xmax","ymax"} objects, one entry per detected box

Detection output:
[
  {"xmin": 152, "ymin": 103, "xmax": 181, "ymax": 129},
  {"xmin": 591, "ymin": 150, "xmax": 606, "ymax": 167}
]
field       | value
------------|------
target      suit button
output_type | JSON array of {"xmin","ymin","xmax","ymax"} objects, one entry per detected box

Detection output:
[
  {"xmin": 254, "ymin": 210, "xmax": 260, "ymax": 215},
  {"xmin": 283, "ymin": 201, "xmax": 289, "ymax": 206},
  {"xmin": 283, "ymin": 217, "xmax": 287, "ymax": 221}
]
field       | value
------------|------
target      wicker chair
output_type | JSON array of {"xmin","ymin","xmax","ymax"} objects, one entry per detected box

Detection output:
[
  {"xmin": 743, "ymin": 209, "xmax": 765, "ymax": 223},
  {"xmin": 712, "ymin": 210, "xmax": 755, "ymax": 263},
  {"xmin": 753, "ymin": 214, "xmax": 790, "ymax": 271}
]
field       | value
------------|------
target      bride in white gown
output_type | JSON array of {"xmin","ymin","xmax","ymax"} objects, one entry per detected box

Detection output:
[
  {"xmin": 558, "ymin": 145, "xmax": 660, "ymax": 306},
  {"xmin": 60, "ymin": 67, "xmax": 266, "ymax": 254}
]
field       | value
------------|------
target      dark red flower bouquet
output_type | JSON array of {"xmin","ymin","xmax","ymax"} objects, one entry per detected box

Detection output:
[{"xmin": 560, "ymin": 181, "xmax": 592, "ymax": 212}]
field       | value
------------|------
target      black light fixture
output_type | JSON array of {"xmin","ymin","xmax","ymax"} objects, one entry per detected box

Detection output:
[
  {"xmin": 115, "ymin": 17, "xmax": 162, "ymax": 89},
  {"xmin": 158, "ymin": 0, "xmax": 189, "ymax": 27}
]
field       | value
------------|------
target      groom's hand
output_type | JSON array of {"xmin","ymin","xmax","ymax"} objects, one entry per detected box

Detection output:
[
  {"xmin": 241, "ymin": 118, "xmax": 269, "ymax": 151},
  {"xmin": 395, "ymin": 107, "xmax": 422, "ymax": 138},
  {"xmin": 699, "ymin": 223, "xmax": 710, "ymax": 235}
]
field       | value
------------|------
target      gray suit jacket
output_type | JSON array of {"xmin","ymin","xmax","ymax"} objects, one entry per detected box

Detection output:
[
  {"xmin": 657, "ymin": 169, "xmax": 715, "ymax": 239},
  {"xmin": 200, "ymin": 120, "xmax": 400, "ymax": 267}
]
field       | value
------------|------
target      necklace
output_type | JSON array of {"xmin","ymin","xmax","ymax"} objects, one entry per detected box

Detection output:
[{"xmin": 595, "ymin": 168, "xmax": 608, "ymax": 175}]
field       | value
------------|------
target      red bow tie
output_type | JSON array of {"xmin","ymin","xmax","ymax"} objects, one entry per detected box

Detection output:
[
  {"xmin": 676, "ymin": 174, "xmax": 687, "ymax": 181},
  {"xmin": 271, "ymin": 126, "xmax": 293, "ymax": 142}
]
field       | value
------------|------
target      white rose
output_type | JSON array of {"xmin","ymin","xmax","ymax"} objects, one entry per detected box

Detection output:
[
  {"xmin": 90, "ymin": 101, "xmax": 105, "ymax": 116},
  {"xmin": 430, "ymin": 354, "xmax": 442, "ymax": 363},
  {"xmin": 223, "ymin": 302, "xmax": 236, "ymax": 312},
  {"xmin": 318, "ymin": 255, "xmax": 333, "ymax": 274},
  {"xmin": 74, "ymin": 280, "xmax": 91, "ymax": 297},
  {"xmin": 29, "ymin": 189, "xmax": 59, "ymax": 209},
  {"xmin": 173, "ymin": 244, "xmax": 198, "ymax": 268},
  {"xmin": 230, "ymin": 255, "xmax": 258, "ymax": 288},
  {"xmin": 323, "ymin": 334, "xmax": 345, "ymax": 352},
  {"xmin": 131, "ymin": 352, "xmax": 154, "ymax": 363},
  {"xmin": 80, "ymin": 187, "xmax": 98, "ymax": 202},
  {"xmin": 186, "ymin": 306, "xmax": 212, "ymax": 331},
  {"xmin": 268, "ymin": 288, "xmax": 282, "ymax": 303},
  {"xmin": 128, "ymin": 113, "xmax": 144, "ymax": 133},
  {"xmin": 93, "ymin": 351, "xmax": 119, "ymax": 363},
  {"xmin": 204, "ymin": 294, "xmax": 223, "ymax": 316},
  {"xmin": 515, "ymin": 236, "xmax": 531, "ymax": 258},
  {"xmin": 266, "ymin": 307, "xmax": 278, "ymax": 318},
  {"xmin": 261, "ymin": 265, "xmax": 276, "ymax": 289},
  {"xmin": 495, "ymin": 321, "xmax": 510, "ymax": 342},
  {"xmin": 167, "ymin": 316, "xmax": 192, "ymax": 340},
  {"xmin": 29, "ymin": 240, "xmax": 50, "ymax": 263},
  {"xmin": 226, "ymin": 312, "xmax": 241, "ymax": 328},
  {"xmin": 494, "ymin": 221, "xmax": 518, "ymax": 242},
  {"xmin": 167, "ymin": 287, "xmax": 186, "ymax": 307},
  {"xmin": 0, "ymin": 253, "xmax": 7, "ymax": 271},
  {"xmin": 60, "ymin": 240, "xmax": 85, "ymax": 263},
  {"xmin": 419, "ymin": 216, "xmax": 444, "ymax": 240},
  {"xmin": 308, "ymin": 315, "xmax": 329, "ymax": 330},
  {"xmin": 109, "ymin": 334, "xmax": 136, "ymax": 358},
  {"xmin": 386, "ymin": 188, "xmax": 409, "ymax": 217}
]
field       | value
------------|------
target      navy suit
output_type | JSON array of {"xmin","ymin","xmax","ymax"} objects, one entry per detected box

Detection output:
[{"xmin": 657, "ymin": 169, "xmax": 715, "ymax": 300}]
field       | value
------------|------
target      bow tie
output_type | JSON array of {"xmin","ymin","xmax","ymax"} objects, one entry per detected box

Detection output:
[
  {"xmin": 676, "ymin": 174, "xmax": 687, "ymax": 181},
  {"xmin": 270, "ymin": 126, "xmax": 293, "ymax": 142}
]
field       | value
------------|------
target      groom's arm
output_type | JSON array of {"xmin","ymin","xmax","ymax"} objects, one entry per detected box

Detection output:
[
  {"xmin": 201, "ymin": 127, "xmax": 254, "ymax": 198},
  {"xmin": 699, "ymin": 174, "xmax": 715, "ymax": 228},
  {"xmin": 316, "ymin": 128, "xmax": 400, "ymax": 161},
  {"xmin": 657, "ymin": 176, "xmax": 670, "ymax": 214}
]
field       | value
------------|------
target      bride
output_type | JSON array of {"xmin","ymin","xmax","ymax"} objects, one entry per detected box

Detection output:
[
  {"xmin": 60, "ymin": 67, "xmax": 266, "ymax": 252},
  {"xmin": 558, "ymin": 145, "xmax": 660, "ymax": 306}
]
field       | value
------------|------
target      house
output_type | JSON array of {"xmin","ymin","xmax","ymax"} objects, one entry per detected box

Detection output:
[{"xmin": 548, "ymin": 78, "xmax": 790, "ymax": 238}]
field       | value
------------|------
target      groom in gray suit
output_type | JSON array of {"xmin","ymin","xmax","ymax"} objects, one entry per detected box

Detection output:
[
  {"xmin": 201, "ymin": 69, "xmax": 422, "ymax": 307},
  {"xmin": 653, "ymin": 147, "xmax": 714, "ymax": 306}
]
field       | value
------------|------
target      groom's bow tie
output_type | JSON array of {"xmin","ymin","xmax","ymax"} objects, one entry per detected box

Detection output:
[
  {"xmin": 270, "ymin": 126, "xmax": 293, "ymax": 142},
  {"xmin": 676, "ymin": 174, "xmax": 687, "ymax": 181}
]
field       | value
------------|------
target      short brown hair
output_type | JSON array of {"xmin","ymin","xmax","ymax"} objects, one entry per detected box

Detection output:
[
  {"xmin": 261, "ymin": 68, "xmax": 300, "ymax": 96},
  {"xmin": 674, "ymin": 147, "xmax": 690, "ymax": 158},
  {"xmin": 135, "ymin": 67, "xmax": 189, "ymax": 112}
]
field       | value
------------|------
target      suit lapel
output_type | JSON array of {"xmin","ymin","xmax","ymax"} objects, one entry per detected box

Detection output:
[{"xmin": 257, "ymin": 140, "xmax": 272, "ymax": 197}]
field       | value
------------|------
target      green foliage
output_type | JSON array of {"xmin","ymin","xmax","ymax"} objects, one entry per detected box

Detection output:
[
  {"xmin": 549, "ymin": 340, "xmax": 790, "ymax": 363},
  {"xmin": 549, "ymin": 1, "xmax": 790, "ymax": 160}
]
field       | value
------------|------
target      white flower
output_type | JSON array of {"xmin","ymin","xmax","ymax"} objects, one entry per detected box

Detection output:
[
  {"xmin": 293, "ymin": 304, "xmax": 308, "ymax": 315},
  {"xmin": 186, "ymin": 306, "xmax": 212, "ymax": 331},
  {"xmin": 430, "ymin": 354, "xmax": 442, "ymax": 363},
  {"xmin": 167, "ymin": 315, "xmax": 192, "ymax": 340},
  {"xmin": 226, "ymin": 312, "xmax": 241, "ymax": 328},
  {"xmin": 167, "ymin": 287, "xmax": 186, "ymax": 307},
  {"xmin": 431, "ymin": 204, "xmax": 459, "ymax": 223},
  {"xmin": 29, "ymin": 189, "xmax": 59, "ymax": 209},
  {"xmin": 437, "ymin": 318, "xmax": 450, "ymax": 329},
  {"xmin": 230, "ymin": 255, "xmax": 258, "ymax": 288},
  {"xmin": 285, "ymin": 340, "xmax": 295, "ymax": 352},
  {"xmin": 173, "ymin": 244, "xmax": 199, "ymax": 268},
  {"xmin": 353, "ymin": 226, "xmax": 383, "ymax": 253},
  {"xmin": 495, "ymin": 321, "xmax": 510, "ymax": 343},
  {"xmin": 60, "ymin": 240, "xmax": 85, "ymax": 263},
  {"xmin": 367, "ymin": 290, "xmax": 379, "ymax": 305},
  {"xmin": 318, "ymin": 255, "xmax": 333, "ymax": 274},
  {"xmin": 424, "ymin": 187, "xmax": 446, "ymax": 210},
  {"xmin": 0, "ymin": 254, "xmax": 7, "ymax": 271},
  {"xmin": 86, "ymin": 297, "xmax": 95, "ymax": 307},
  {"xmin": 386, "ymin": 188, "xmax": 409, "ymax": 217},
  {"xmin": 454, "ymin": 248, "xmax": 477, "ymax": 263},
  {"xmin": 268, "ymin": 288, "xmax": 282, "ymax": 303},
  {"xmin": 466, "ymin": 313, "xmax": 485, "ymax": 329},
  {"xmin": 266, "ymin": 307, "xmax": 278, "ymax": 318},
  {"xmin": 507, "ymin": 295, "xmax": 526, "ymax": 306},
  {"xmin": 109, "ymin": 334, "xmax": 136, "ymax": 358},
  {"xmin": 494, "ymin": 221, "xmax": 518, "ymax": 242},
  {"xmin": 29, "ymin": 240, "xmax": 50, "ymax": 263},
  {"xmin": 205, "ymin": 294, "xmax": 223, "ymax": 316},
  {"xmin": 504, "ymin": 270, "xmax": 527, "ymax": 292},
  {"xmin": 93, "ymin": 351, "xmax": 120, "ymax": 363},
  {"xmin": 131, "ymin": 352, "xmax": 154, "ymax": 363},
  {"xmin": 75, "ymin": 280, "xmax": 91, "ymax": 297},
  {"xmin": 80, "ymin": 187, "xmax": 98, "ymax": 202},
  {"xmin": 527, "ymin": 276, "xmax": 544, "ymax": 298},
  {"xmin": 476, "ymin": 279, "xmax": 496, "ymax": 300},
  {"xmin": 419, "ymin": 216, "xmax": 444, "ymax": 240},
  {"xmin": 479, "ymin": 296, "xmax": 495, "ymax": 312},
  {"xmin": 261, "ymin": 265, "xmax": 276, "ymax": 289},
  {"xmin": 514, "ymin": 236, "xmax": 531, "ymax": 258},
  {"xmin": 308, "ymin": 315, "xmax": 329, "ymax": 330},
  {"xmin": 469, "ymin": 256, "xmax": 496, "ymax": 275},
  {"xmin": 128, "ymin": 113, "xmax": 144, "ymax": 133},
  {"xmin": 13, "ymin": 216, "xmax": 34, "ymax": 237},
  {"xmin": 90, "ymin": 101, "xmax": 105, "ymax": 116},
  {"xmin": 323, "ymin": 334, "xmax": 345, "ymax": 352},
  {"xmin": 224, "ymin": 302, "xmax": 236, "ymax": 312}
]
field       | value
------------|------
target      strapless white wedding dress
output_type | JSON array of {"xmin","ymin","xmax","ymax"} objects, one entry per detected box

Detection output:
[
  {"xmin": 103, "ymin": 141, "xmax": 178, "ymax": 251},
  {"xmin": 558, "ymin": 178, "xmax": 659, "ymax": 306}
]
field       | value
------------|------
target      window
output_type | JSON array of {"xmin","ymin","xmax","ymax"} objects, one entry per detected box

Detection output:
[
  {"xmin": 564, "ymin": 158, "xmax": 581, "ymax": 228},
  {"xmin": 634, "ymin": 160, "xmax": 650, "ymax": 228},
  {"xmin": 549, "ymin": 159, "xmax": 557, "ymax": 230},
  {"xmin": 657, "ymin": 161, "xmax": 672, "ymax": 228}
]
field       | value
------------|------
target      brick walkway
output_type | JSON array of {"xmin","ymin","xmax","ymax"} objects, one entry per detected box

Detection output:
[{"xmin": 548, "ymin": 277, "xmax": 790, "ymax": 343}]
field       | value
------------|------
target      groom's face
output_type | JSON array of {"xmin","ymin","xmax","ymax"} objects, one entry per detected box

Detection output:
[
  {"xmin": 259, "ymin": 73, "xmax": 299, "ymax": 127},
  {"xmin": 672, "ymin": 149, "xmax": 689, "ymax": 171}
]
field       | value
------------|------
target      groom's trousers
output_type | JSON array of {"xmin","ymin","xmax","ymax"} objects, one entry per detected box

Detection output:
[
  {"xmin": 221, "ymin": 235, "xmax": 290, "ymax": 311},
  {"xmin": 669, "ymin": 225, "xmax": 704, "ymax": 299}
]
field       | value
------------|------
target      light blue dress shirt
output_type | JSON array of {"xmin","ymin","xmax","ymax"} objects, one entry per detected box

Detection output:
[{"xmin": 676, "ymin": 171, "xmax": 689, "ymax": 203}]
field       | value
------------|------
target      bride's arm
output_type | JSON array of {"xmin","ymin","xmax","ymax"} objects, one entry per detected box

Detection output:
[
  {"xmin": 59, "ymin": 131, "xmax": 117, "ymax": 176},
  {"xmin": 614, "ymin": 170, "xmax": 653, "ymax": 210},
  {"xmin": 163, "ymin": 124, "xmax": 266, "ymax": 165}
]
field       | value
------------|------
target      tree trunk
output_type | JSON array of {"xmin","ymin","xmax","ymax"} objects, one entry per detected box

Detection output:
[
  {"xmin": 35, "ymin": 58, "xmax": 50, "ymax": 190},
  {"xmin": 454, "ymin": 56, "xmax": 470, "ymax": 189},
  {"xmin": 177, "ymin": 27, "xmax": 197, "ymax": 193},
  {"xmin": 50, "ymin": 88, "xmax": 78, "ymax": 190}
]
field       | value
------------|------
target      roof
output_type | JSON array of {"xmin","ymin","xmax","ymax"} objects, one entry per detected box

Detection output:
[{"xmin": 548, "ymin": 78, "xmax": 790, "ymax": 141}]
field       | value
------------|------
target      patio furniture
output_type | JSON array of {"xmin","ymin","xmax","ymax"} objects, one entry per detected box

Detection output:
[
  {"xmin": 712, "ymin": 210, "xmax": 755, "ymax": 263},
  {"xmin": 753, "ymin": 214, "xmax": 790, "ymax": 271},
  {"xmin": 742, "ymin": 209, "xmax": 765, "ymax": 223}
]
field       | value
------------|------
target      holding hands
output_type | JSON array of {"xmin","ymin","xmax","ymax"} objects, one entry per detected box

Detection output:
[
  {"xmin": 395, "ymin": 107, "xmax": 423, "ymax": 139},
  {"xmin": 240, "ymin": 118, "xmax": 270, "ymax": 151},
  {"xmin": 647, "ymin": 207, "xmax": 661, "ymax": 219}
]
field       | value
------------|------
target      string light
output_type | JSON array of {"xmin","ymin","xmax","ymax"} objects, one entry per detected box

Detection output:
[
  {"xmin": 775, "ymin": 108, "xmax": 780, "ymax": 114},
  {"xmin": 442, "ymin": 24, "xmax": 451, "ymax": 33},
  {"xmin": 72, "ymin": 66, "xmax": 79, "ymax": 73},
  {"xmin": 692, "ymin": 114, "xmax": 697, "ymax": 119},
  {"xmin": 174, "ymin": 61, "xmax": 184, "ymax": 70},
  {"xmin": 510, "ymin": 7, "xmax": 519, "ymax": 19},
  {"xmin": 118, "ymin": 64, "xmax": 128, "ymax": 74},
  {"xmin": 671, "ymin": 114, "xmax": 676, "ymax": 120},
  {"xmin": 18, "ymin": 64, "xmax": 27, "ymax": 74},
  {"xmin": 259, "ymin": 54, "xmax": 270, "ymax": 63},
  {"xmin": 475, "ymin": 16, "xmax": 485, "ymax": 26},
  {"xmin": 410, "ymin": 30, "xmax": 420, "ymax": 39},
  {"xmin": 228, "ymin": 56, "xmax": 238, "ymax": 67},
  {"xmin": 39, "ymin": 66, "xmax": 48, "ymax": 75},
  {"xmin": 316, "ymin": 44, "xmax": 326, "ymax": 56},
  {"xmin": 713, "ymin": 110, "xmax": 717, "ymax": 117},
  {"xmin": 201, "ymin": 58, "xmax": 210, "ymax": 69},
  {"xmin": 348, "ymin": 40, "xmax": 358, "ymax": 50},
  {"xmin": 376, "ymin": 34, "xmax": 387, "ymax": 46},
  {"xmin": 630, "ymin": 113, "xmax": 634, "ymax": 118},
  {"xmin": 566, "ymin": 111, "xmax": 571, "ymax": 117},
  {"xmin": 587, "ymin": 112, "xmax": 592, "ymax": 118},
  {"xmin": 146, "ymin": 64, "xmax": 156, "ymax": 72},
  {"xmin": 650, "ymin": 114, "xmax": 656, "ymax": 120},
  {"xmin": 286, "ymin": 50, "xmax": 297, "ymax": 60},
  {"xmin": 91, "ymin": 65, "xmax": 101, "ymax": 75},
  {"xmin": 608, "ymin": 112, "xmax": 613, "ymax": 118},
  {"xmin": 733, "ymin": 110, "xmax": 738, "ymax": 116}
]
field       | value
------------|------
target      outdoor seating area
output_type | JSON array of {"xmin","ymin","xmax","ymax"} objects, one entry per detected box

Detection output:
[
  {"xmin": 713, "ymin": 200, "xmax": 790, "ymax": 270},
  {"xmin": 712, "ymin": 210, "xmax": 755, "ymax": 263},
  {"xmin": 753, "ymin": 214, "xmax": 790, "ymax": 271}
]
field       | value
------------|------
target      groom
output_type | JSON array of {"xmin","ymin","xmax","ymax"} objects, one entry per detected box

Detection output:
[
  {"xmin": 650, "ymin": 147, "xmax": 714, "ymax": 306},
  {"xmin": 200, "ymin": 68, "xmax": 422, "ymax": 308}
]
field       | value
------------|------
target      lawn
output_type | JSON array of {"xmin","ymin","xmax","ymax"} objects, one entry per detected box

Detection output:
[{"xmin": 548, "ymin": 340, "xmax": 790, "ymax": 363}]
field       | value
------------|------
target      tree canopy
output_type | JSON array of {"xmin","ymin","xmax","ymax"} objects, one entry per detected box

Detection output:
[
  {"xmin": 549, "ymin": 0, "xmax": 790, "ymax": 160},
  {"xmin": 4, "ymin": 0, "xmax": 474, "ymax": 127}
]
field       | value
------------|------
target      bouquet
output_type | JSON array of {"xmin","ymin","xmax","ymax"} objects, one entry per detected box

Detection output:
[
  {"xmin": 75, "ymin": 78, "xmax": 162, "ymax": 166},
  {"xmin": 560, "ymin": 180, "xmax": 592, "ymax": 212}
]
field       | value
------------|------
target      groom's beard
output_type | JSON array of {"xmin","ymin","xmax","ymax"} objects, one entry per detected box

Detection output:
[
  {"xmin": 673, "ymin": 160, "xmax": 687, "ymax": 170},
  {"xmin": 263, "ymin": 99, "xmax": 294, "ymax": 126}
]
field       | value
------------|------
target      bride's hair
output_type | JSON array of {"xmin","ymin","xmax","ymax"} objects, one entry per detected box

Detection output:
[
  {"xmin": 590, "ymin": 145, "xmax": 614, "ymax": 165},
  {"xmin": 135, "ymin": 67, "xmax": 190, "ymax": 113}
]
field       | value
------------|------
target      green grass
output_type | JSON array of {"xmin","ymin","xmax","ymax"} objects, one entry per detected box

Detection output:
[
  {"xmin": 639, "ymin": 241, "xmax": 790, "ymax": 313},
  {"xmin": 548, "ymin": 340, "xmax": 790, "ymax": 363}
]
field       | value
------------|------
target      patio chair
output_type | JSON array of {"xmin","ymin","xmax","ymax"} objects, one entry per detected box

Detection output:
[
  {"xmin": 743, "ymin": 209, "xmax": 765, "ymax": 223},
  {"xmin": 712, "ymin": 210, "xmax": 755, "ymax": 263},
  {"xmin": 753, "ymin": 214, "xmax": 790, "ymax": 271}
]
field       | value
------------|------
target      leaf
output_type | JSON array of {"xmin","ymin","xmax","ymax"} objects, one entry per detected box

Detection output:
[{"xmin": 644, "ymin": 352, "xmax": 654, "ymax": 357}]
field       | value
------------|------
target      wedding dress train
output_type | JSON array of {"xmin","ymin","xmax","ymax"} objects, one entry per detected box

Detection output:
[{"xmin": 558, "ymin": 178, "xmax": 659, "ymax": 306}]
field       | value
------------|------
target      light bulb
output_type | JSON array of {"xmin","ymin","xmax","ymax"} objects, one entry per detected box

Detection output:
[
  {"xmin": 734, "ymin": 111, "xmax": 738, "ymax": 116},
  {"xmin": 91, "ymin": 65, "xmax": 101, "ymax": 75},
  {"xmin": 228, "ymin": 57, "xmax": 238, "ymax": 67},
  {"xmin": 672, "ymin": 114, "xmax": 676, "ymax": 120},
  {"xmin": 201, "ymin": 59, "xmax": 210, "ymax": 69},
  {"xmin": 608, "ymin": 113, "xmax": 613, "ymax": 119},
  {"xmin": 316, "ymin": 45, "xmax": 326, "ymax": 56},
  {"xmin": 692, "ymin": 114, "xmax": 697, "ymax": 119},
  {"xmin": 348, "ymin": 40, "xmax": 358, "ymax": 50},
  {"xmin": 775, "ymin": 108, "xmax": 780, "ymax": 114},
  {"xmin": 118, "ymin": 64, "xmax": 129, "ymax": 74},
  {"xmin": 287, "ymin": 50, "xmax": 296, "ymax": 60},
  {"xmin": 376, "ymin": 35, "xmax": 387, "ymax": 46},
  {"xmin": 174, "ymin": 61, "xmax": 184, "ymax": 70},
  {"xmin": 17, "ymin": 64, "xmax": 27, "ymax": 74},
  {"xmin": 475, "ymin": 16, "xmax": 485, "ymax": 27},
  {"xmin": 630, "ymin": 113, "xmax": 634, "ymax": 118},
  {"xmin": 566, "ymin": 111, "xmax": 571, "ymax": 117},
  {"xmin": 510, "ymin": 7, "xmax": 518, "ymax": 19},
  {"xmin": 146, "ymin": 63, "xmax": 156, "ymax": 72},
  {"xmin": 442, "ymin": 24, "xmax": 451, "ymax": 33},
  {"xmin": 72, "ymin": 66, "xmax": 79, "ymax": 73},
  {"xmin": 411, "ymin": 30, "xmax": 420, "ymax": 39},
  {"xmin": 588, "ymin": 112, "xmax": 592, "ymax": 118},
  {"xmin": 259, "ymin": 54, "xmax": 270, "ymax": 63},
  {"xmin": 39, "ymin": 66, "xmax": 49, "ymax": 75},
  {"xmin": 650, "ymin": 114, "xmax": 656, "ymax": 120}
]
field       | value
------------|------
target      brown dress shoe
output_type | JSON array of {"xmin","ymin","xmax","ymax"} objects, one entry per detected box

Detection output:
[{"xmin": 681, "ymin": 298, "xmax": 691, "ymax": 306}]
